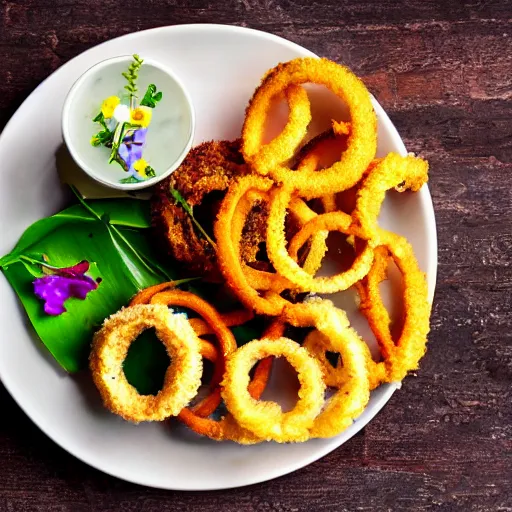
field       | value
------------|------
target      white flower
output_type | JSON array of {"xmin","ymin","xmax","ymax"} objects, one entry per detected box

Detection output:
[{"xmin": 113, "ymin": 104, "xmax": 130, "ymax": 124}]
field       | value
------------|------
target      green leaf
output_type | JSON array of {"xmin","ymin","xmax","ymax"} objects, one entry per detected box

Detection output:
[
  {"xmin": 86, "ymin": 199, "xmax": 151, "ymax": 228},
  {"xmin": 0, "ymin": 199, "xmax": 151, "ymax": 267},
  {"xmin": 1, "ymin": 221, "xmax": 154, "ymax": 373},
  {"xmin": 0, "ymin": 197, "xmax": 183, "ymax": 373},
  {"xmin": 140, "ymin": 84, "xmax": 163, "ymax": 108},
  {"xmin": 144, "ymin": 166, "xmax": 156, "ymax": 178},
  {"xmin": 169, "ymin": 188, "xmax": 217, "ymax": 249},
  {"xmin": 119, "ymin": 176, "xmax": 141, "ymax": 184},
  {"xmin": 90, "ymin": 128, "xmax": 114, "ymax": 147},
  {"xmin": 93, "ymin": 112, "xmax": 108, "ymax": 131}
]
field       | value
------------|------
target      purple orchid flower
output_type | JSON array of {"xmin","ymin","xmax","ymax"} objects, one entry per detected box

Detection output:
[
  {"xmin": 33, "ymin": 260, "xmax": 99, "ymax": 316},
  {"xmin": 117, "ymin": 128, "xmax": 147, "ymax": 179}
]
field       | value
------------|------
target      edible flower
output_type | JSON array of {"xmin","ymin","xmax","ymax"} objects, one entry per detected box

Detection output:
[
  {"xmin": 113, "ymin": 104, "xmax": 131, "ymax": 124},
  {"xmin": 130, "ymin": 106, "xmax": 153, "ymax": 127},
  {"xmin": 133, "ymin": 158, "xmax": 150, "ymax": 176},
  {"xmin": 33, "ymin": 260, "xmax": 99, "ymax": 316},
  {"xmin": 101, "ymin": 96, "xmax": 121, "ymax": 118},
  {"xmin": 118, "ymin": 128, "xmax": 147, "ymax": 172},
  {"xmin": 90, "ymin": 55, "xmax": 163, "ymax": 183}
]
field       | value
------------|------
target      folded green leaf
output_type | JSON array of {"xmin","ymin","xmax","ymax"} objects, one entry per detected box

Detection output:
[
  {"xmin": 140, "ymin": 84, "xmax": 163, "ymax": 108},
  {"xmin": 91, "ymin": 128, "xmax": 114, "ymax": 147},
  {"xmin": 0, "ymin": 197, "xmax": 186, "ymax": 374},
  {"xmin": 93, "ymin": 112, "xmax": 108, "ymax": 130}
]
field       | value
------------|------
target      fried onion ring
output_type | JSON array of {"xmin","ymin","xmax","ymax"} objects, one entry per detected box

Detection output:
[
  {"xmin": 221, "ymin": 337, "xmax": 326, "ymax": 442},
  {"xmin": 90, "ymin": 304, "xmax": 203, "ymax": 423},
  {"xmin": 352, "ymin": 152, "xmax": 429, "ymax": 239},
  {"xmin": 302, "ymin": 330, "xmax": 345, "ymax": 388},
  {"xmin": 243, "ymin": 84, "xmax": 312, "ymax": 172},
  {"xmin": 242, "ymin": 57, "xmax": 377, "ymax": 198},
  {"xmin": 176, "ymin": 318, "xmax": 285, "ymax": 443},
  {"xmin": 214, "ymin": 175, "xmax": 289, "ymax": 315},
  {"xmin": 282, "ymin": 299, "xmax": 371, "ymax": 438},
  {"xmin": 149, "ymin": 290, "xmax": 237, "ymax": 389},
  {"xmin": 268, "ymin": 188, "xmax": 375, "ymax": 293},
  {"xmin": 356, "ymin": 230, "xmax": 431, "ymax": 385}
]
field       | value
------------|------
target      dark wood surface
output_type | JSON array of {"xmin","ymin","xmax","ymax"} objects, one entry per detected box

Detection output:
[{"xmin": 1, "ymin": 1, "xmax": 511, "ymax": 510}]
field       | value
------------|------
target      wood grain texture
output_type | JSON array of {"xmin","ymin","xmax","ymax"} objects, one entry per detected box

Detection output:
[{"xmin": 1, "ymin": 0, "xmax": 511, "ymax": 510}]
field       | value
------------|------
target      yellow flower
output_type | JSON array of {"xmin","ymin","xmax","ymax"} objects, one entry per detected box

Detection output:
[
  {"xmin": 101, "ymin": 96, "xmax": 121, "ymax": 118},
  {"xmin": 133, "ymin": 158, "xmax": 149, "ymax": 176},
  {"xmin": 130, "ymin": 106, "xmax": 153, "ymax": 127}
]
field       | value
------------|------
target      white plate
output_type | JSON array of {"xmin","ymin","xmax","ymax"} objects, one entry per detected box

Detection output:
[{"xmin": 0, "ymin": 24, "xmax": 437, "ymax": 491}]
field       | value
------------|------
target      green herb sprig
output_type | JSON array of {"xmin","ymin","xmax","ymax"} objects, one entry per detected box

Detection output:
[
  {"xmin": 122, "ymin": 54, "xmax": 144, "ymax": 104},
  {"xmin": 169, "ymin": 188, "xmax": 217, "ymax": 249},
  {"xmin": 90, "ymin": 112, "xmax": 114, "ymax": 147}
]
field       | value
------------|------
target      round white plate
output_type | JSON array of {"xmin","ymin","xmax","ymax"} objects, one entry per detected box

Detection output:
[{"xmin": 0, "ymin": 24, "xmax": 437, "ymax": 491}]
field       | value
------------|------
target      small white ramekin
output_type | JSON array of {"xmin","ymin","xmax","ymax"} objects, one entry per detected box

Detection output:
[{"xmin": 62, "ymin": 55, "xmax": 195, "ymax": 191}]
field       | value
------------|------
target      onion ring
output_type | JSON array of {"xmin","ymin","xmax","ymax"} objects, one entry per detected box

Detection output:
[
  {"xmin": 90, "ymin": 304, "xmax": 203, "ymax": 423},
  {"xmin": 242, "ymin": 57, "xmax": 377, "ymax": 199},
  {"xmin": 353, "ymin": 246, "xmax": 396, "ymax": 360},
  {"xmin": 268, "ymin": 187, "xmax": 375, "ymax": 293},
  {"xmin": 129, "ymin": 281, "xmax": 179, "ymax": 306},
  {"xmin": 149, "ymin": 290, "xmax": 237, "ymax": 398},
  {"xmin": 302, "ymin": 330, "xmax": 345, "ymax": 388},
  {"xmin": 214, "ymin": 175, "xmax": 289, "ymax": 315},
  {"xmin": 282, "ymin": 299, "xmax": 371, "ymax": 438},
  {"xmin": 288, "ymin": 198, "xmax": 328, "ymax": 277},
  {"xmin": 176, "ymin": 318, "xmax": 285, "ymax": 443},
  {"xmin": 131, "ymin": 283, "xmax": 254, "ymax": 339},
  {"xmin": 356, "ymin": 230, "xmax": 431, "ymax": 385},
  {"xmin": 294, "ymin": 129, "xmax": 347, "ymax": 216},
  {"xmin": 189, "ymin": 309, "xmax": 255, "ymax": 337},
  {"xmin": 231, "ymin": 188, "xmax": 291, "ymax": 293},
  {"xmin": 221, "ymin": 337, "xmax": 326, "ymax": 442},
  {"xmin": 244, "ymin": 84, "xmax": 312, "ymax": 172},
  {"xmin": 352, "ymin": 152, "xmax": 429, "ymax": 239}
]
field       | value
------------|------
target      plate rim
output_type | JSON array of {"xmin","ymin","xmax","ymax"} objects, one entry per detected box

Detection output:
[{"xmin": 0, "ymin": 23, "xmax": 438, "ymax": 491}]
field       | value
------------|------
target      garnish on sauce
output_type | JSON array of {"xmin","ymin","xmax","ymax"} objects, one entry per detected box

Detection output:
[{"xmin": 91, "ymin": 54, "xmax": 163, "ymax": 184}]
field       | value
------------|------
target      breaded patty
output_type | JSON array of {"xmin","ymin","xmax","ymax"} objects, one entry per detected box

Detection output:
[{"xmin": 151, "ymin": 140, "xmax": 269, "ymax": 281}]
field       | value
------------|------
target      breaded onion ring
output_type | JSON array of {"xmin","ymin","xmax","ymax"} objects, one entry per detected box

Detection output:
[
  {"xmin": 90, "ymin": 304, "xmax": 203, "ymax": 423},
  {"xmin": 294, "ymin": 129, "xmax": 348, "ymax": 216},
  {"xmin": 188, "ymin": 309, "xmax": 255, "ymax": 337},
  {"xmin": 288, "ymin": 198, "xmax": 328, "ymax": 277},
  {"xmin": 221, "ymin": 337, "xmax": 326, "ymax": 442},
  {"xmin": 176, "ymin": 318, "xmax": 285, "ymax": 443},
  {"xmin": 356, "ymin": 230, "xmax": 431, "ymax": 385},
  {"xmin": 242, "ymin": 57, "xmax": 377, "ymax": 199},
  {"xmin": 352, "ymin": 152, "xmax": 429, "ymax": 240},
  {"xmin": 353, "ymin": 246, "xmax": 396, "ymax": 360},
  {"xmin": 214, "ymin": 175, "xmax": 289, "ymax": 315},
  {"xmin": 302, "ymin": 330, "xmax": 345, "ymax": 388},
  {"xmin": 268, "ymin": 187, "xmax": 375, "ymax": 293},
  {"xmin": 282, "ymin": 299, "xmax": 372, "ymax": 438},
  {"xmin": 129, "ymin": 281, "xmax": 180, "ymax": 306},
  {"xmin": 231, "ymin": 189, "xmax": 291, "ymax": 293},
  {"xmin": 149, "ymin": 290, "xmax": 238, "ymax": 414},
  {"xmin": 131, "ymin": 283, "xmax": 254, "ymax": 339},
  {"xmin": 244, "ymin": 84, "xmax": 312, "ymax": 172}
]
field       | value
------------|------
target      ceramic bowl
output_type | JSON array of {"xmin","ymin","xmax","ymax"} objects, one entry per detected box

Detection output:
[{"xmin": 62, "ymin": 55, "xmax": 195, "ymax": 190}]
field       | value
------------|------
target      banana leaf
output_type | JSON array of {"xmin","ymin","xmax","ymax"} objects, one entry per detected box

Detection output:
[{"xmin": 0, "ymin": 198, "xmax": 174, "ymax": 373}]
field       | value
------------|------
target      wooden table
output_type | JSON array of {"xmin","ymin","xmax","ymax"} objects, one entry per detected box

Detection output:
[{"xmin": 1, "ymin": 1, "xmax": 511, "ymax": 510}]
